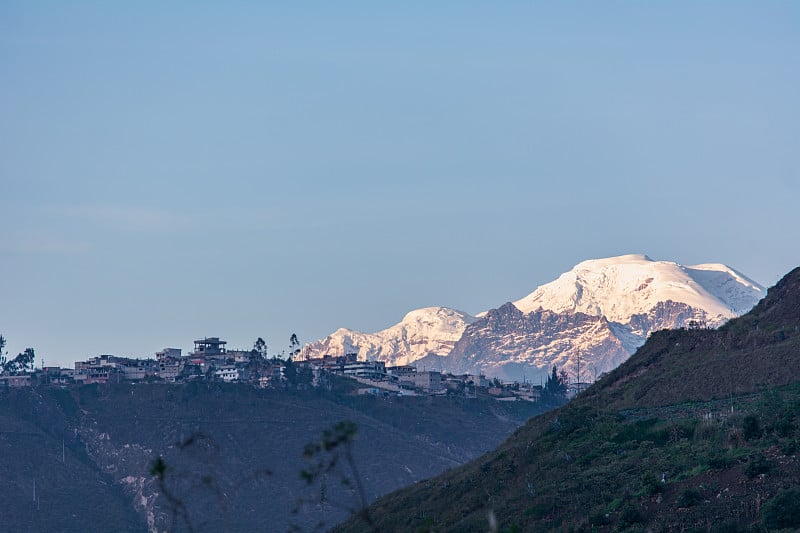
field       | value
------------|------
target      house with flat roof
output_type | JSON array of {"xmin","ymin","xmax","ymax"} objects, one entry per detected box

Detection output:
[
  {"xmin": 410, "ymin": 371, "xmax": 443, "ymax": 392},
  {"xmin": 192, "ymin": 337, "xmax": 227, "ymax": 358},
  {"xmin": 0, "ymin": 374, "xmax": 31, "ymax": 388}
]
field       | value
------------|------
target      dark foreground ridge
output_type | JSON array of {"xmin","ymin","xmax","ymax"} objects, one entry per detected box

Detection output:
[
  {"xmin": 0, "ymin": 377, "xmax": 550, "ymax": 532},
  {"xmin": 336, "ymin": 267, "xmax": 800, "ymax": 532}
]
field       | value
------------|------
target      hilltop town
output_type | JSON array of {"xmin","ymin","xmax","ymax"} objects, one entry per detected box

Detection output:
[{"xmin": 0, "ymin": 335, "xmax": 584, "ymax": 402}]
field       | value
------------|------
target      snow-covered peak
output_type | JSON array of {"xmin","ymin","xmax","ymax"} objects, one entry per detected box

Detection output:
[
  {"xmin": 512, "ymin": 254, "xmax": 765, "ymax": 325},
  {"xmin": 398, "ymin": 307, "xmax": 477, "ymax": 334},
  {"xmin": 304, "ymin": 307, "xmax": 477, "ymax": 366},
  {"xmin": 683, "ymin": 264, "xmax": 764, "ymax": 315}
]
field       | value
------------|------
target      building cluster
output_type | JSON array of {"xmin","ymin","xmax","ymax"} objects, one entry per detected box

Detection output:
[
  {"xmin": 300, "ymin": 353, "xmax": 552, "ymax": 401},
  {"xmin": 2, "ymin": 338, "xmax": 289, "ymax": 389},
  {"xmin": 0, "ymin": 336, "xmax": 581, "ymax": 402}
]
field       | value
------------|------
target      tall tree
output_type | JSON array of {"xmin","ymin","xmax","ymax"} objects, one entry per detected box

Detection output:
[
  {"xmin": 0, "ymin": 335, "xmax": 6, "ymax": 374},
  {"xmin": 283, "ymin": 357, "xmax": 297, "ymax": 385},
  {"xmin": 0, "ymin": 334, "xmax": 6, "ymax": 373},
  {"xmin": 289, "ymin": 334, "xmax": 301, "ymax": 359},
  {"xmin": 543, "ymin": 365, "xmax": 567, "ymax": 402},
  {"xmin": 6, "ymin": 348, "xmax": 35, "ymax": 374},
  {"xmin": 253, "ymin": 337, "xmax": 268, "ymax": 360},
  {"xmin": 20, "ymin": 347, "xmax": 35, "ymax": 372}
]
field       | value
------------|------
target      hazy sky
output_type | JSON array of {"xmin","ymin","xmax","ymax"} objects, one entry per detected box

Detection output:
[{"xmin": 2, "ymin": 2, "xmax": 798, "ymax": 367}]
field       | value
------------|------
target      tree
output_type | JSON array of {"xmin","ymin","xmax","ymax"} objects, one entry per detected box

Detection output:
[
  {"xmin": 5, "ymin": 348, "xmax": 35, "ymax": 374},
  {"xmin": 252, "ymin": 337, "xmax": 267, "ymax": 360},
  {"xmin": 543, "ymin": 365, "xmax": 567, "ymax": 403},
  {"xmin": 0, "ymin": 335, "xmax": 6, "ymax": 372},
  {"xmin": 289, "ymin": 334, "xmax": 300, "ymax": 359},
  {"xmin": 24, "ymin": 348, "xmax": 35, "ymax": 372},
  {"xmin": 283, "ymin": 357, "xmax": 297, "ymax": 385},
  {"xmin": 761, "ymin": 487, "xmax": 800, "ymax": 530},
  {"xmin": 742, "ymin": 414, "xmax": 762, "ymax": 441}
]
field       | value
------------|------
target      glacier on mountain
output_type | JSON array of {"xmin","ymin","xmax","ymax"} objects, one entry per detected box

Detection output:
[{"xmin": 512, "ymin": 254, "xmax": 762, "ymax": 326}]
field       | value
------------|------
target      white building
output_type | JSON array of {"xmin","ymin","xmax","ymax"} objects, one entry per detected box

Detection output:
[
  {"xmin": 215, "ymin": 365, "xmax": 241, "ymax": 383},
  {"xmin": 342, "ymin": 361, "xmax": 386, "ymax": 380}
]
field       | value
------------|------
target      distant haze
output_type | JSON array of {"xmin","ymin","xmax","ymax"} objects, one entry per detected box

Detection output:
[{"xmin": 1, "ymin": 3, "xmax": 798, "ymax": 367}]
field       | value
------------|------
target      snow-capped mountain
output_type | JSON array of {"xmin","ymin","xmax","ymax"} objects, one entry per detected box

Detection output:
[
  {"xmin": 304, "ymin": 307, "xmax": 477, "ymax": 367},
  {"xmin": 512, "ymin": 254, "xmax": 762, "ymax": 325},
  {"xmin": 443, "ymin": 255, "xmax": 765, "ymax": 381},
  {"xmin": 306, "ymin": 254, "xmax": 766, "ymax": 382}
]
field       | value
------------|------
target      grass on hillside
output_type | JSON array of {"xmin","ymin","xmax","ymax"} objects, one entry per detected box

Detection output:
[{"xmin": 337, "ymin": 382, "xmax": 800, "ymax": 532}]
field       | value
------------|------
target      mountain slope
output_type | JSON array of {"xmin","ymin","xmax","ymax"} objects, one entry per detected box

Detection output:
[
  {"xmin": 335, "ymin": 266, "xmax": 800, "ymax": 533},
  {"xmin": 0, "ymin": 379, "xmax": 549, "ymax": 533},
  {"xmin": 583, "ymin": 265, "xmax": 800, "ymax": 411}
]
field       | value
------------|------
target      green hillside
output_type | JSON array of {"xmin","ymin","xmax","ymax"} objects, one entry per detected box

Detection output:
[{"xmin": 337, "ymin": 267, "xmax": 800, "ymax": 532}]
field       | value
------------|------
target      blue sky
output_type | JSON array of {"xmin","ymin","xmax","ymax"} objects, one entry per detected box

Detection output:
[{"xmin": 2, "ymin": 2, "xmax": 798, "ymax": 367}]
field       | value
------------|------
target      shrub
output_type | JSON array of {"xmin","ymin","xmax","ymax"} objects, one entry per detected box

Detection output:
[
  {"xmin": 743, "ymin": 454, "xmax": 772, "ymax": 479},
  {"xmin": 677, "ymin": 488, "xmax": 702, "ymax": 508},
  {"xmin": 773, "ymin": 415, "xmax": 795, "ymax": 438},
  {"xmin": 694, "ymin": 422, "xmax": 723, "ymax": 442},
  {"xmin": 617, "ymin": 503, "xmax": 643, "ymax": 527},
  {"xmin": 667, "ymin": 420, "xmax": 697, "ymax": 443},
  {"xmin": 588, "ymin": 510, "xmax": 610, "ymax": 526},
  {"xmin": 761, "ymin": 487, "xmax": 800, "ymax": 530},
  {"xmin": 781, "ymin": 440, "xmax": 798, "ymax": 456},
  {"xmin": 710, "ymin": 519, "xmax": 741, "ymax": 533},
  {"xmin": 524, "ymin": 503, "xmax": 551, "ymax": 519},
  {"xmin": 707, "ymin": 451, "xmax": 734, "ymax": 470},
  {"xmin": 605, "ymin": 497, "xmax": 623, "ymax": 513},
  {"xmin": 742, "ymin": 415, "xmax": 761, "ymax": 441},
  {"xmin": 640, "ymin": 472, "xmax": 663, "ymax": 496}
]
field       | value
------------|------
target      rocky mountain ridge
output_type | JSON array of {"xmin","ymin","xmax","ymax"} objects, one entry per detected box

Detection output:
[{"xmin": 306, "ymin": 255, "xmax": 765, "ymax": 382}]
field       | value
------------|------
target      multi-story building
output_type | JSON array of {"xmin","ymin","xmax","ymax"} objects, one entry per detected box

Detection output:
[
  {"xmin": 387, "ymin": 365, "xmax": 416, "ymax": 379},
  {"xmin": 41, "ymin": 366, "xmax": 75, "ymax": 385},
  {"xmin": 0, "ymin": 374, "xmax": 31, "ymax": 387},
  {"xmin": 342, "ymin": 360, "xmax": 386, "ymax": 380},
  {"xmin": 158, "ymin": 357, "xmax": 184, "ymax": 382},
  {"xmin": 75, "ymin": 354, "xmax": 157, "ymax": 383},
  {"xmin": 214, "ymin": 365, "xmax": 242, "ymax": 383},
  {"xmin": 410, "ymin": 371, "xmax": 443, "ymax": 392},
  {"xmin": 191, "ymin": 337, "xmax": 228, "ymax": 360},
  {"xmin": 118, "ymin": 358, "xmax": 158, "ymax": 380},
  {"xmin": 155, "ymin": 348, "xmax": 181, "ymax": 360}
]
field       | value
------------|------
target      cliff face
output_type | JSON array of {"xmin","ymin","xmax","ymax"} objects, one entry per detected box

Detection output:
[{"xmin": 443, "ymin": 303, "xmax": 630, "ymax": 382}]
